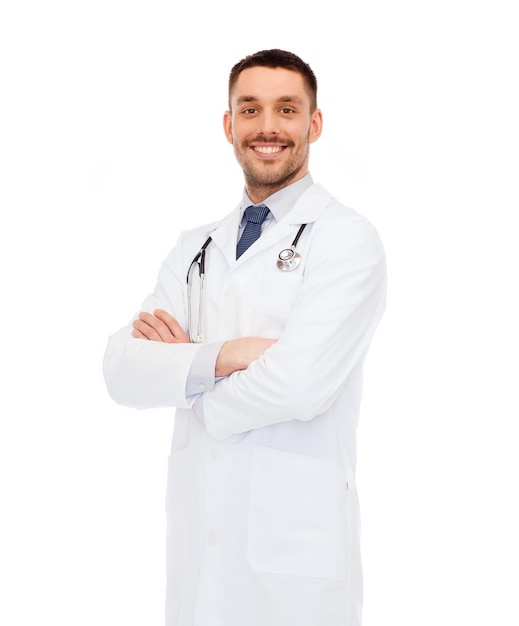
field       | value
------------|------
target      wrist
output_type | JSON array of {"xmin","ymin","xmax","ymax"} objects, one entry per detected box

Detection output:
[{"xmin": 215, "ymin": 341, "xmax": 238, "ymax": 378}]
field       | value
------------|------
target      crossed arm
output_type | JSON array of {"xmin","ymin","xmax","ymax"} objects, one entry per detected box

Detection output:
[{"xmin": 132, "ymin": 309, "xmax": 276, "ymax": 377}]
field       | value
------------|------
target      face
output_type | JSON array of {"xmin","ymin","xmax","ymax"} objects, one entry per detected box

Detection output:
[{"xmin": 224, "ymin": 66, "xmax": 322, "ymax": 203}]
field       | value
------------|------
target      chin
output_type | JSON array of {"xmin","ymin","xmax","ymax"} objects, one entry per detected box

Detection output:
[{"xmin": 246, "ymin": 163, "xmax": 302, "ymax": 188}]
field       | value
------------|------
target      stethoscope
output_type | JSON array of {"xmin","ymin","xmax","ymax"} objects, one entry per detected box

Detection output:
[{"xmin": 186, "ymin": 224, "xmax": 308, "ymax": 343}]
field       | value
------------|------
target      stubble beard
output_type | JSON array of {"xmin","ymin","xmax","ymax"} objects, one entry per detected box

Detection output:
[{"xmin": 235, "ymin": 138, "xmax": 310, "ymax": 199}]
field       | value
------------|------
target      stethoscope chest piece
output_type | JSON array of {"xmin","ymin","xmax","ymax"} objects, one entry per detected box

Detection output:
[
  {"xmin": 186, "ymin": 223, "xmax": 308, "ymax": 340},
  {"xmin": 277, "ymin": 247, "xmax": 302, "ymax": 271},
  {"xmin": 276, "ymin": 223, "xmax": 308, "ymax": 271}
]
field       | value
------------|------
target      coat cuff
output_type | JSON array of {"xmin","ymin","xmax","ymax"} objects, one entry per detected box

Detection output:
[{"xmin": 185, "ymin": 341, "xmax": 225, "ymax": 396}]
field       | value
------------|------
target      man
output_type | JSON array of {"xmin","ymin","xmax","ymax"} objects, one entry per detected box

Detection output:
[{"xmin": 103, "ymin": 49, "xmax": 386, "ymax": 626}]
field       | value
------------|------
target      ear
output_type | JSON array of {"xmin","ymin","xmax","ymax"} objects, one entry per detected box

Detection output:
[
  {"xmin": 308, "ymin": 108, "xmax": 323, "ymax": 144},
  {"xmin": 223, "ymin": 111, "xmax": 233, "ymax": 144}
]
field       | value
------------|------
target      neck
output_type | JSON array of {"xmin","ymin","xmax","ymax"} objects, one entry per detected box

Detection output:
[
  {"xmin": 245, "ymin": 169, "xmax": 308, "ymax": 204},
  {"xmin": 244, "ymin": 164, "xmax": 308, "ymax": 204}
]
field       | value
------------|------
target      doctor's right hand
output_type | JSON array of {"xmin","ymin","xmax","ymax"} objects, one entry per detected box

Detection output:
[{"xmin": 215, "ymin": 337, "xmax": 277, "ymax": 377}]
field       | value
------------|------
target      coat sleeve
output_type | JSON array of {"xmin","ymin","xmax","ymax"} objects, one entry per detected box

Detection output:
[
  {"xmin": 102, "ymin": 231, "xmax": 211, "ymax": 409},
  {"xmin": 198, "ymin": 205, "xmax": 387, "ymax": 441}
]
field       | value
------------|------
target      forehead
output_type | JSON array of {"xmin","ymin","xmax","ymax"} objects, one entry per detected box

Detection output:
[{"xmin": 230, "ymin": 66, "xmax": 311, "ymax": 106}]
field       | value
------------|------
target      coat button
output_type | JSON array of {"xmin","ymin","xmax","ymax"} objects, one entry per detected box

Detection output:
[
  {"xmin": 207, "ymin": 532, "xmax": 218, "ymax": 546},
  {"xmin": 209, "ymin": 448, "xmax": 219, "ymax": 460}
]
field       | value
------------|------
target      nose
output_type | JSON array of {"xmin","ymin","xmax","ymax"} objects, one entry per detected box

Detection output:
[{"xmin": 256, "ymin": 110, "xmax": 280, "ymax": 136}]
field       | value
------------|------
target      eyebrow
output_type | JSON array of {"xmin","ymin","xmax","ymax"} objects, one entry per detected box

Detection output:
[
  {"xmin": 235, "ymin": 95, "xmax": 304, "ymax": 105},
  {"xmin": 277, "ymin": 96, "xmax": 303, "ymax": 104}
]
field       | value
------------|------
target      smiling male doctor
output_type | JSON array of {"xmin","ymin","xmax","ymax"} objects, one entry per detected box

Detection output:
[{"xmin": 103, "ymin": 49, "xmax": 386, "ymax": 626}]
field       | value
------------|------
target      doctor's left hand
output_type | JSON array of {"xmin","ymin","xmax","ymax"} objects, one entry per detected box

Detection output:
[{"xmin": 131, "ymin": 309, "xmax": 189, "ymax": 343}]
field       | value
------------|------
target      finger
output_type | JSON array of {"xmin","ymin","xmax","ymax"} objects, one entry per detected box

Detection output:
[
  {"xmin": 134, "ymin": 313, "xmax": 174, "ymax": 342},
  {"xmin": 153, "ymin": 310, "xmax": 190, "ymax": 343},
  {"xmin": 132, "ymin": 318, "xmax": 163, "ymax": 342}
]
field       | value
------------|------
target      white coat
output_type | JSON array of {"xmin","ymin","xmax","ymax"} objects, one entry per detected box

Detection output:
[{"xmin": 103, "ymin": 182, "xmax": 387, "ymax": 626}]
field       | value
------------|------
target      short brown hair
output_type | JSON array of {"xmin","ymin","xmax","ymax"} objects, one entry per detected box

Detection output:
[{"xmin": 228, "ymin": 49, "xmax": 318, "ymax": 111}]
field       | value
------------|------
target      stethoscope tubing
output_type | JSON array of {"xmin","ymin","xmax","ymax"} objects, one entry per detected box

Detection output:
[
  {"xmin": 186, "ymin": 224, "xmax": 308, "ymax": 342},
  {"xmin": 186, "ymin": 236, "xmax": 212, "ymax": 343}
]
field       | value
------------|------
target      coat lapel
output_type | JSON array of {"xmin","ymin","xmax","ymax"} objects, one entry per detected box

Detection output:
[
  {"xmin": 235, "ymin": 184, "xmax": 333, "ymax": 263},
  {"xmin": 209, "ymin": 184, "xmax": 333, "ymax": 266},
  {"xmin": 209, "ymin": 205, "xmax": 241, "ymax": 268}
]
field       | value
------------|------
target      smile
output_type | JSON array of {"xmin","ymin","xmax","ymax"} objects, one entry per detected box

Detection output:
[
  {"xmin": 250, "ymin": 144, "xmax": 288, "ymax": 159},
  {"xmin": 254, "ymin": 145, "xmax": 284, "ymax": 154}
]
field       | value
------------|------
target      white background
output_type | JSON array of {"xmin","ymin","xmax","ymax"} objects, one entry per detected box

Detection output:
[{"xmin": 1, "ymin": 1, "xmax": 518, "ymax": 624}]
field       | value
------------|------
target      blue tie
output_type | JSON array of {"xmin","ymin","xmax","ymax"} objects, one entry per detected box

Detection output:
[{"xmin": 236, "ymin": 204, "xmax": 270, "ymax": 259}]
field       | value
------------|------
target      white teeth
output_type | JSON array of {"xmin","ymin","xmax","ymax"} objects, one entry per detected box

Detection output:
[{"xmin": 255, "ymin": 146, "xmax": 283, "ymax": 154}]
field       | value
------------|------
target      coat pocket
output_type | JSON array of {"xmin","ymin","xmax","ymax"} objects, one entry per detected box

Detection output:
[{"xmin": 247, "ymin": 446, "xmax": 349, "ymax": 581}]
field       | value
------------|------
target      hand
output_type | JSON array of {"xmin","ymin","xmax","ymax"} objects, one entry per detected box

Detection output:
[
  {"xmin": 216, "ymin": 337, "xmax": 277, "ymax": 377},
  {"xmin": 132, "ymin": 309, "xmax": 190, "ymax": 343}
]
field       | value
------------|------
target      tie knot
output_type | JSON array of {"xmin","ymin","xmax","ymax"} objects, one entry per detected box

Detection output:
[{"xmin": 245, "ymin": 204, "xmax": 270, "ymax": 225}]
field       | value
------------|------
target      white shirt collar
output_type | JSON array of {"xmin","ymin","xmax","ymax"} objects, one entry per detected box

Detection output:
[{"xmin": 240, "ymin": 172, "xmax": 314, "ymax": 224}]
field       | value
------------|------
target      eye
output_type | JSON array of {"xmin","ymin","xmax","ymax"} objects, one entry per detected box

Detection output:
[
  {"xmin": 242, "ymin": 108, "xmax": 257, "ymax": 115},
  {"xmin": 280, "ymin": 108, "xmax": 296, "ymax": 115}
]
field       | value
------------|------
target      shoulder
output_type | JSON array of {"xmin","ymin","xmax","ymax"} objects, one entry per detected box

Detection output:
[
  {"xmin": 296, "ymin": 183, "xmax": 378, "ymax": 231},
  {"xmin": 303, "ymin": 185, "xmax": 385, "ymax": 266},
  {"xmin": 313, "ymin": 185, "xmax": 383, "ymax": 243}
]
